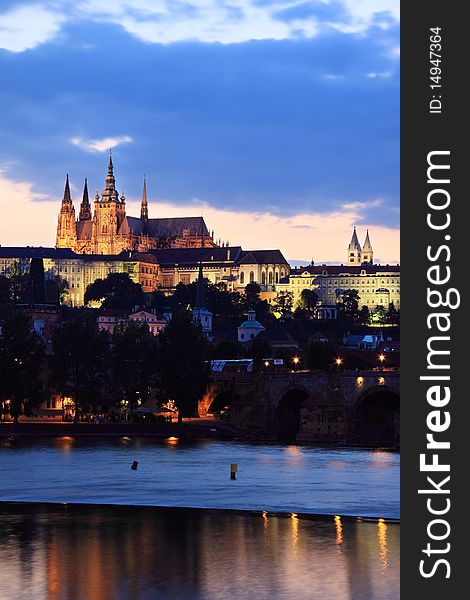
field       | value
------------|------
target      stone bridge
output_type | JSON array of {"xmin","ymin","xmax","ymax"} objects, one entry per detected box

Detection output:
[{"xmin": 201, "ymin": 369, "xmax": 400, "ymax": 445}]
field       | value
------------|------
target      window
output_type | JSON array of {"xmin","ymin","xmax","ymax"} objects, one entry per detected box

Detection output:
[
  {"xmin": 250, "ymin": 271, "xmax": 255, "ymax": 283},
  {"xmin": 275, "ymin": 272, "xmax": 279, "ymax": 284},
  {"xmin": 240, "ymin": 272, "xmax": 245, "ymax": 284},
  {"xmin": 268, "ymin": 272, "xmax": 273, "ymax": 285},
  {"xmin": 262, "ymin": 272, "xmax": 266, "ymax": 285}
]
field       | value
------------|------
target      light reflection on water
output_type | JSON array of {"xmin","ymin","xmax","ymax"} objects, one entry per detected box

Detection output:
[{"xmin": 0, "ymin": 505, "xmax": 399, "ymax": 600}]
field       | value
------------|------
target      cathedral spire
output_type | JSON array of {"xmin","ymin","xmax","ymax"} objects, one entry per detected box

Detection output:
[
  {"xmin": 363, "ymin": 229, "xmax": 372, "ymax": 250},
  {"xmin": 141, "ymin": 176, "xmax": 149, "ymax": 229},
  {"xmin": 79, "ymin": 178, "xmax": 92, "ymax": 221},
  {"xmin": 348, "ymin": 226, "xmax": 361, "ymax": 251},
  {"xmin": 101, "ymin": 150, "xmax": 119, "ymax": 202},
  {"xmin": 62, "ymin": 174, "xmax": 72, "ymax": 206}
]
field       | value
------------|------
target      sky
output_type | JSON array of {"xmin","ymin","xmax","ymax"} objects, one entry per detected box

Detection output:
[{"xmin": 0, "ymin": 0, "xmax": 399, "ymax": 265}]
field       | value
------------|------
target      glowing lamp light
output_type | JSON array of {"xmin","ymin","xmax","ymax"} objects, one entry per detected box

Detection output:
[
  {"xmin": 293, "ymin": 356, "xmax": 300, "ymax": 365},
  {"xmin": 335, "ymin": 358, "xmax": 343, "ymax": 366},
  {"xmin": 379, "ymin": 354, "xmax": 386, "ymax": 363},
  {"xmin": 264, "ymin": 361, "xmax": 270, "ymax": 367}
]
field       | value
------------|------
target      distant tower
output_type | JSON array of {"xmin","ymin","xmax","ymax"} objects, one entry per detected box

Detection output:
[
  {"xmin": 192, "ymin": 261, "xmax": 213, "ymax": 337},
  {"xmin": 78, "ymin": 178, "xmax": 92, "ymax": 221},
  {"xmin": 92, "ymin": 152, "xmax": 127, "ymax": 254},
  {"xmin": 140, "ymin": 176, "xmax": 149, "ymax": 235},
  {"xmin": 56, "ymin": 174, "xmax": 77, "ymax": 250},
  {"xmin": 361, "ymin": 229, "xmax": 373, "ymax": 264},
  {"xmin": 347, "ymin": 227, "xmax": 362, "ymax": 266}
]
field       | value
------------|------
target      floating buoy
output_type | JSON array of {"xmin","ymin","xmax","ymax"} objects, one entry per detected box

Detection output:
[
  {"xmin": 131, "ymin": 461, "xmax": 139, "ymax": 470},
  {"xmin": 230, "ymin": 463, "xmax": 237, "ymax": 480}
]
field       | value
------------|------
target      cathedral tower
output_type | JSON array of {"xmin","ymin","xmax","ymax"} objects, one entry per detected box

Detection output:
[
  {"xmin": 361, "ymin": 229, "xmax": 373, "ymax": 264},
  {"xmin": 92, "ymin": 152, "xmax": 127, "ymax": 254},
  {"xmin": 347, "ymin": 227, "xmax": 362, "ymax": 266},
  {"xmin": 140, "ymin": 176, "xmax": 149, "ymax": 235},
  {"xmin": 56, "ymin": 175, "xmax": 77, "ymax": 250},
  {"xmin": 78, "ymin": 178, "xmax": 92, "ymax": 221}
]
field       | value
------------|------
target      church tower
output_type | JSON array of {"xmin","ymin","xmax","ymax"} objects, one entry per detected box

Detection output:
[
  {"xmin": 78, "ymin": 178, "xmax": 92, "ymax": 221},
  {"xmin": 347, "ymin": 227, "xmax": 362, "ymax": 266},
  {"xmin": 140, "ymin": 176, "xmax": 149, "ymax": 235},
  {"xmin": 56, "ymin": 175, "xmax": 77, "ymax": 250},
  {"xmin": 361, "ymin": 229, "xmax": 373, "ymax": 264},
  {"xmin": 92, "ymin": 152, "xmax": 127, "ymax": 254}
]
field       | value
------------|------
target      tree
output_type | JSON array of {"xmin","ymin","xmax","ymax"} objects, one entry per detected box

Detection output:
[
  {"xmin": 387, "ymin": 302, "xmax": 400, "ymax": 325},
  {"xmin": 157, "ymin": 310, "xmax": 209, "ymax": 423},
  {"xmin": 4, "ymin": 261, "xmax": 28, "ymax": 302},
  {"xmin": 358, "ymin": 305, "xmax": 371, "ymax": 326},
  {"xmin": 244, "ymin": 282, "xmax": 261, "ymax": 309},
  {"xmin": 45, "ymin": 275, "xmax": 69, "ymax": 304},
  {"xmin": 0, "ymin": 312, "xmax": 46, "ymax": 422},
  {"xmin": 249, "ymin": 335, "xmax": 272, "ymax": 373},
  {"xmin": 298, "ymin": 289, "xmax": 319, "ymax": 318},
  {"xmin": 51, "ymin": 314, "xmax": 109, "ymax": 421},
  {"xmin": 272, "ymin": 291, "xmax": 294, "ymax": 318},
  {"xmin": 211, "ymin": 340, "xmax": 244, "ymax": 360},
  {"xmin": 336, "ymin": 289, "xmax": 360, "ymax": 323},
  {"xmin": 84, "ymin": 272, "xmax": 143, "ymax": 308},
  {"xmin": 304, "ymin": 341, "xmax": 337, "ymax": 370},
  {"xmin": 372, "ymin": 305, "xmax": 387, "ymax": 325},
  {"xmin": 111, "ymin": 322, "xmax": 158, "ymax": 420}
]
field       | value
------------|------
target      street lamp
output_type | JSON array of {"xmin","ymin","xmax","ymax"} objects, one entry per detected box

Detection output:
[
  {"xmin": 293, "ymin": 356, "xmax": 300, "ymax": 365},
  {"xmin": 335, "ymin": 357, "xmax": 343, "ymax": 369},
  {"xmin": 378, "ymin": 353, "xmax": 385, "ymax": 371}
]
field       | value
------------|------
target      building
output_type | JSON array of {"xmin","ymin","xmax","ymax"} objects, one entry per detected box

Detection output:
[
  {"xmin": 238, "ymin": 309, "xmax": 265, "ymax": 342},
  {"xmin": 1, "ymin": 245, "xmax": 290, "ymax": 307},
  {"xmin": 347, "ymin": 227, "xmax": 374, "ymax": 266},
  {"xmin": 280, "ymin": 264, "xmax": 400, "ymax": 311},
  {"xmin": 153, "ymin": 246, "xmax": 290, "ymax": 293},
  {"xmin": 97, "ymin": 308, "xmax": 167, "ymax": 335},
  {"xmin": 0, "ymin": 247, "xmax": 158, "ymax": 306},
  {"xmin": 56, "ymin": 154, "xmax": 217, "ymax": 254}
]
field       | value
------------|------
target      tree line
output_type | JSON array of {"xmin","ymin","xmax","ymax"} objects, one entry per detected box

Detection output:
[{"xmin": 0, "ymin": 309, "xmax": 207, "ymax": 424}]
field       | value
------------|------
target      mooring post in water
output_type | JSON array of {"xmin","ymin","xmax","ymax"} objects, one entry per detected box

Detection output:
[
  {"xmin": 131, "ymin": 461, "xmax": 139, "ymax": 470},
  {"xmin": 230, "ymin": 463, "xmax": 237, "ymax": 480}
]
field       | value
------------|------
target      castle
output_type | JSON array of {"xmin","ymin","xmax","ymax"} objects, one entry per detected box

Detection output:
[
  {"xmin": 347, "ymin": 227, "xmax": 373, "ymax": 265},
  {"xmin": 56, "ymin": 154, "xmax": 217, "ymax": 254}
]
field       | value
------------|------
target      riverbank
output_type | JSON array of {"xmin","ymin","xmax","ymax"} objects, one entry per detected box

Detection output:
[
  {"xmin": 0, "ymin": 499, "xmax": 400, "ymax": 523},
  {"xmin": 0, "ymin": 420, "xmax": 237, "ymax": 440}
]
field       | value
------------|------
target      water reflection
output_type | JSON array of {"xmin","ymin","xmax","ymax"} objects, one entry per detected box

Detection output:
[
  {"xmin": 378, "ymin": 518, "xmax": 389, "ymax": 570},
  {"xmin": 0, "ymin": 505, "xmax": 399, "ymax": 600},
  {"xmin": 334, "ymin": 515, "xmax": 343, "ymax": 550}
]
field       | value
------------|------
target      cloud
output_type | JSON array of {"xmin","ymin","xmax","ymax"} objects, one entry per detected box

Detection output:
[
  {"xmin": 71, "ymin": 135, "xmax": 133, "ymax": 153},
  {"xmin": 0, "ymin": 0, "xmax": 399, "ymax": 52},
  {"xmin": 0, "ymin": 4, "xmax": 63, "ymax": 52}
]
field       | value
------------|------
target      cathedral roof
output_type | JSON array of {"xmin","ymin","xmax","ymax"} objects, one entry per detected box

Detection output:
[
  {"xmin": 76, "ymin": 220, "xmax": 93, "ymax": 240},
  {"xmin": 291, "ymin": 264, "xmax": 400, "ymax": 276},
  {"xmin": 123, "ymin": 216, "xmax": 209, "ymax": 238},
  {"xmin": 151, "ymin": 246, "xmax": 243, "ymax": 267}
]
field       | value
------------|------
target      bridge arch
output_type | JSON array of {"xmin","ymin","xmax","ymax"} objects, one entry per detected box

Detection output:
[
  {"xmin": 352, "ymin": 386, "xmax": 400, "ymax": 446},
  {"xmin": 274, "ymin": 386, "xmax": 310, "ymax": 443}
]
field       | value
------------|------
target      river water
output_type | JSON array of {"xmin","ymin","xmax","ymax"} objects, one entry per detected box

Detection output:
[
  {"xmin": 0, "ymin": 438, "xmax": 400, "ymax": 599},
  {"xmin": 0, "ymin": 437, "xmax": 399, "ymax": 518},
  {"xmin": 0, "ymin": 504, "xmax": 399, "ymax": 600}
]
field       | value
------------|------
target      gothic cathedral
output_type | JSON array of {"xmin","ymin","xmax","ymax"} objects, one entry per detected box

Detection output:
[{"xmin": 56, "ymin": 154, "xmax": 217, "ymax": 254}]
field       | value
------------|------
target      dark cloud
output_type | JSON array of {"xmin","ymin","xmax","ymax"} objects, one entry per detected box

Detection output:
[{"xmin": 0, "ymin": 19, "xmax": 399, "ymax": 227}]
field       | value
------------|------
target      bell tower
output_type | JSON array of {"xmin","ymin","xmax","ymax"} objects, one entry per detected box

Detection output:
[
  {"xmin": 361, "ymin": 229, "xmax": 373, "ymax": 264},
  {"xmin": 56, "ymin": 174, "xmax": 77, "ymax": 250},
  {"xmin": 92, "ymin": 152, "xmax": 127, "ymax": 254},
  {"xmin": 347, "ymin": 227, "xmax": 362, "ymax": 266}
]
